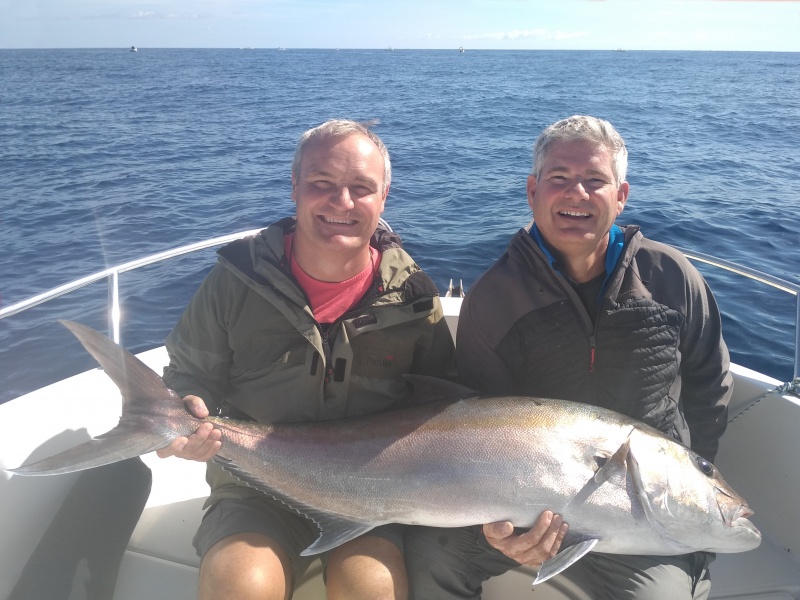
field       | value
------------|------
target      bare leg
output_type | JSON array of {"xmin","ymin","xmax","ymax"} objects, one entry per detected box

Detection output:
[
  {"xmin": 327, "ymin": 535, "xmax": 408, "ymax": 600},
  {"xmin": 199, "ymin": 532, "xmax": 293, "ymax": 600}
]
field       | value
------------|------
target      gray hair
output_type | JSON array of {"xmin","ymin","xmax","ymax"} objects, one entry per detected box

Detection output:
[
  {"xmin": 292, "ymin": 119, "xmax": 392, "ymax": 193},
  {"xmin": 532, "ymin": 115, "xmax": 628, "ymax": 185}
]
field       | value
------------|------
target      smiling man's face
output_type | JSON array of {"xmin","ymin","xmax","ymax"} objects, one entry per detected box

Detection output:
[
  {"xmin": 528, "ymin": 138, "xmax": 628, "ymax": 267},
  {"xmin": 292, "ymin": 133, "xmax": 387, "ymax": 261}
]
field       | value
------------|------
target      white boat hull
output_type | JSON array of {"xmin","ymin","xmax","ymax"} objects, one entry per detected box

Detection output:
[{"xmin": 2, "ymin": 298, "xmax": 799, "ymax": 599}]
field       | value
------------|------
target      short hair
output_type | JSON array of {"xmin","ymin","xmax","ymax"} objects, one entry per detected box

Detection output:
[
  {"xmin": 532, "ymin": 115, "xmax": 628, "ymax": 186},
  {"xmin": 292, "ymin": 119, "xmax": 392, "ymax": 193}
]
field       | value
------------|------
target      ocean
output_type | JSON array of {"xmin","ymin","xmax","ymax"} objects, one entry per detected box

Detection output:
[{"xmin": 1, "ymin": 48, "xmax": 798, "ymax": 404}]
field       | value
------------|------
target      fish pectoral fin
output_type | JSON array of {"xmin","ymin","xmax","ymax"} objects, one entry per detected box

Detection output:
[
  {"xmin": 300, "ymin": 512, "xmax": 376, "ymax": 556},
  {"xmin": 593, "ymin": 436, "xmax": 631, "ymax": 485},
  {"xmin": 533, "ymin": 538, "xmax": 599, "ymax": 585},
  {"xmin": 625, "ymin": 447, "xmax": 676, "ymax": 541}
]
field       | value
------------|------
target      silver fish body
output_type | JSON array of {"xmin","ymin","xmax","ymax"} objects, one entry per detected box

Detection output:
[{"xmin": 9, "ymin": 320, "xmax": 761, "ymax": 583}]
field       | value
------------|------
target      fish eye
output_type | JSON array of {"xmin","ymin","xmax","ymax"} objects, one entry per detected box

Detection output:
[{"xmin": 695, "ymin": 456, "xmax": 715, "ymax": 476}]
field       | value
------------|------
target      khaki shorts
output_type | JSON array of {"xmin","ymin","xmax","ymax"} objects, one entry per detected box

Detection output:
[{"xmin": 193, "ymin": 495, "xmax": 404, "ymax": 589}]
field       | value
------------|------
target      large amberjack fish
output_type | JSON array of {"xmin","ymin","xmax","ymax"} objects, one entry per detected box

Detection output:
[{"xmin": 9, "ymin": 320, "xmax": 761, "ymax": 584}]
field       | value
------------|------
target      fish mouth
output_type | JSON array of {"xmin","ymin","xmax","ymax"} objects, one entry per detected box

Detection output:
[
  {"xmin": 725, "ymin": 502, "xmax": 761, "ymax": 543},
  {"xmin": 729, "ymin": 504, "xmax": 759, "ymax": 532},
  {"xmin": 732, "ymin": 503, "xmax": 754, "ymax": 522},
  {"xmin": 712, "ymin": 492, "xmax": 761, "ymax": 551}
]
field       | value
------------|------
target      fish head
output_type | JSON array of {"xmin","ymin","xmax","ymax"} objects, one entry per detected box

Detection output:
[{"xmin": 628, "ymin": 430, "xmax": 761, "ymax": 554}]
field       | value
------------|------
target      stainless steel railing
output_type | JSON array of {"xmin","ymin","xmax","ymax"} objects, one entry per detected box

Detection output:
[
  {"xmin": 0, "ymin": 228, "xmax": 263, "ymax": 343},
  {"xmin": 675, "ymin": 247, "xmax": 800, "ymax": 379},
  {"xmin": 1, "ymin": 234, "xmax": 798, "ymax": 379}
]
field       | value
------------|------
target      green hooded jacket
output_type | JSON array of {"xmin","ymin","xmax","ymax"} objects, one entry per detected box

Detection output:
[{"xmin": 163, "ymin": 217, "xmax": 455, "ymax": 503}]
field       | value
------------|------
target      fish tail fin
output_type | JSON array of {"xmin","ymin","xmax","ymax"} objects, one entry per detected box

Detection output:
[{"xmin": 8, "ymin": 320, "xmax": 191, "ymax": 476}]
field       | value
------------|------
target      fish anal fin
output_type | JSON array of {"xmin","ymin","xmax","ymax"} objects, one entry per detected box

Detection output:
[
  {"xmin": 533, "ymin": 538, "xmax": 599, "ymax": 585},
  {"xmin": 211, "ymin": 456, "xmax": 378, "ymax": 556},
  {"xmin": 300, "ymin": 515, "xmax": 376, "ymax": 555}
]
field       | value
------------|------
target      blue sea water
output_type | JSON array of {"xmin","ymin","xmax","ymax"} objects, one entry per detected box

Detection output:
[{"xmin": 1, "ymin": 48, "xmax": 799, "ymax": 404}]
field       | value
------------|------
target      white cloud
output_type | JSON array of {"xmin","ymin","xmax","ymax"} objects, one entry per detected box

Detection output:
[
  {"xmin": 464, "ymin": 28, "xmax": 588, "ymax": 41},
  {"xmin": 126, "ymin": 11, "xmax": 210, "ymax": 20}
]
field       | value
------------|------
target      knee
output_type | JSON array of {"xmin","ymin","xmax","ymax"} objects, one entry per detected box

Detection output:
[
  {"xmin": 327, "ymin": 536, "xmax": 408, "ymax": 600},
  {"xmin": 199, "ymin": 533, "xmax": 291, "ymax": 600}
]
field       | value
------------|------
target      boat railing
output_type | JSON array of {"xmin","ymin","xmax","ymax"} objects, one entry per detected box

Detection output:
[
  {"xmin": 1, "ymin": 234, "xmax": 798, "ymax": 379},
  {"xmin": 675, "ymin": 247, "xmax": 800, "ymax": 380},
  {"xmin": 0, "ymin": 228, "xmax": 263, "ymax": 343}
]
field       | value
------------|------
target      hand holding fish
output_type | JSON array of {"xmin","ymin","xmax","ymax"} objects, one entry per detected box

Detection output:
[
  {"xmin": 483, "ymin": 511, "xmax": 569, "ymax": 568},
  {"xmin": 155, "ymin": 395, "xmax": 222, "ymax": 462}
]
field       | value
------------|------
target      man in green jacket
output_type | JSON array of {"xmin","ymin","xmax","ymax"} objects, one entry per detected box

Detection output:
[{"xmin": 157, "ymin": 119, "xmax": 455, "ymax": 600}]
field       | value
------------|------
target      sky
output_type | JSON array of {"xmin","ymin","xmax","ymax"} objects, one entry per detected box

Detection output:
[{"xmin": 1, "ymin": 0, "xmax": 798, "ymax": 52}]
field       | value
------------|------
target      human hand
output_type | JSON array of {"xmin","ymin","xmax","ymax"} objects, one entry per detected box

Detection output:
[
  {"xmin": 482, "ymin": 511, "xmax": 568, "ymax": 569},
  {"xmin": 155, "ymin": 395, "xmax": 222, "ymax": 461}
]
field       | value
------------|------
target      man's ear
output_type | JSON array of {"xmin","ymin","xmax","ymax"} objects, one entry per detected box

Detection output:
[
  {"xmin": 617, "ymin": 181, "xmax": 630, "ymax": 215},
  {"xmin": 380, "ymin": 183, "xmax": 390, "ymax": 213},
  {"xmin": 526, "ymin": 175, "xmax": 538, "ymax": 212}
]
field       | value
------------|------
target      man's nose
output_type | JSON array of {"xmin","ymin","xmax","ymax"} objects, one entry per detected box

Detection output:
[
  {"xmin": 565, "ymin": 179, "xmax": 589, "ymax": 199},
  {"xmin": 331, "ymin": 186, "xmax": 354, "ymax": 209}
]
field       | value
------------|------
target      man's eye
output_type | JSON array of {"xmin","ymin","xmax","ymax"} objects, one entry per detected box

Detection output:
[{"xmin": 351, "ymin": 185, "xmax": 373, "ymax": 195}]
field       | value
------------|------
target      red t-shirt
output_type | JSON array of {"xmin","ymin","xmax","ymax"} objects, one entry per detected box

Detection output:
[{"xmin": 284, "ymin": 233, "xmax": 381, "ymax": 324}]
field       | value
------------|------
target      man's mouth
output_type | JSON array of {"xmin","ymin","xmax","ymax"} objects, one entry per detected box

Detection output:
[
  {"xmin": 320, "ymin": 216, "xmax": 357, "ymax": 225},
  {"xmin": 558, "ymin": 210, "xmax": 591, "ymax": 218}
]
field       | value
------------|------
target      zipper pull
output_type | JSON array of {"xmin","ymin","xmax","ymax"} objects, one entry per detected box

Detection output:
[{"xmin": 589, "ymin": 342, "xmax": 596, "ymax": 374}]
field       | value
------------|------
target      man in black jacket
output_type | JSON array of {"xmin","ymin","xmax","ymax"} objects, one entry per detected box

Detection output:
[{"xmin": 405, "ymin": 115, "xmax": 732, "ymax": 600}]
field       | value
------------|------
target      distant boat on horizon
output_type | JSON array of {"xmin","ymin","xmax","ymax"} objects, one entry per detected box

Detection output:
[
  {"xmin": 459, "ymin": 46, "xmax": 464, "ymax": 53},
  {"xmin": 130, "ymin": 46, "xmax": 138, "ymax": 52}
]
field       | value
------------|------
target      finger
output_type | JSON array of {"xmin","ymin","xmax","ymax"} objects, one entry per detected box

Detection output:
[
  {"xmin": 157, "ymin": 423, "xmax": 222, "ymax": 461},
  {"xmin": 526, "ymin": 510, "xmax": 555, "ymax": 539},
  {"xmin": 517, "ymin": 516, "xmax": 569, "ymax": 567},
  {"xmin": 517, "ymin": 513, "xmax": 561, "ymax": 548},
  {"xmin": 483, "ymin": 521, "xmax": 514, "ymax": 541},
  {"xmin": 180, "ymin": 422, "xmax": 221, "ymax": 459},
  {"xmin": 486, "ymin": 511, "xmax": 554, "ymax": 553},
  {"xmin": 156, "ymin": 436, "xmax": 189, "ymax": 459},
  {"xmin": 183, "ymin": 395, "xmax": 210, "ymax": 418},
  {"xmin": 191, "ymin": 430, "xmax": 223, "ymax": 461}
]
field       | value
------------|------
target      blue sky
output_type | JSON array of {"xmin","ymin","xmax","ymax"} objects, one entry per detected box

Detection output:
[{"xmin": 1, "ymin": 0, "xmax": 798, "ymax": 51}]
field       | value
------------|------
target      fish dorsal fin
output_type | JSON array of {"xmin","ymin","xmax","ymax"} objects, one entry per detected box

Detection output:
[
  {"xmin": 212, "ymin": 455, "xmax": 376, "ymax": 555},
  {"xmin": 402, "ymin": 374, "xmax": 480, "ymax": 404},
  {"xmin": 534, "ymin": 538, "xmax": 599, "ymax": 585}
]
